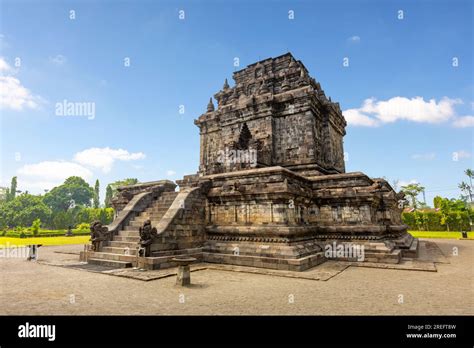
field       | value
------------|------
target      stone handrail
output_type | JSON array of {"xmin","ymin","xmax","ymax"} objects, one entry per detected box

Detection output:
[
  {"xmin": 107, "ymin": 181, "xmax": 176, "ymax": 237},
  {"xmin": 154, "ymin": 187, "xmax": 201, "ymax": 236},
  {"xmin": 111, "ymin": 180, "xmax": 176, "ymax": 213},
  {"xmin": 116, "ymin": 180, "xmax": 173, "ymax": 192},
  {"xmin": 107, "ymin": 192, "xmax": 152, "ymax": 236}
]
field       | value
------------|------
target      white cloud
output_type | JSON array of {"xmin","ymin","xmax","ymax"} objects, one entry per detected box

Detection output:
[
  {"xmin": 17, "ymin": 161, "xmax": 93, "ymax": 192},
  {"xmin": 166, "ymin": 170, "xmax": 176, "ymax": 176},
  {"xmin": 348, "ymin": 35, "xmax": 361, "ymax": 43},
  {"xmin": 50, "ymin": 54, "xmax": 67, "ymax": 65},
  {"xmin": 343, "ymin": 96, "xmax": 462, "ymax": 127},
  {"xmin": 342, "ymin": 108, "xmax": 379, "ymax": 127},
  {"xmin": 0, "ymin": 57, "xmax": 44, "ymax": 111},
  {"xmin": 453, "ymin": 115, "xmax": 474, "ymax": 128},
  {"xmin": 0, "ymin": 76, "xmax": 44, "ymax": 110},
  {"xmin": 74, "ymin": 147, "xmax": 146, "ymax": 173},
  {"xmin": 14, "ymin": 147, "xmax": 147, "ymax": 193},
  {"xmin": 411, "ymin": 152, "xmax": 436, "ymax": 160},
  {"xmin": 0, "ymin": 56, "xmax": 12, "ymax": 72}
]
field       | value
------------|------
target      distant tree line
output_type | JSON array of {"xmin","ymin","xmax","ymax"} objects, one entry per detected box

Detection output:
[
  {"xmin": 402, "ymin": 197, "xmax": 473, "ymax": 231},
  {"xmin": 400, "ymin": 169, "xmax": 473, "ymax": 231},
  {"xmin": 0, "ymin": 176, "xmax": 139, "ymax": 231}
]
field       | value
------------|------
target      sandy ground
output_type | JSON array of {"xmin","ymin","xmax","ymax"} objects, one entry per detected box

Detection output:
[{"xmin": 0, "ymin": 239, "xmax": 472, "ymax": 315}]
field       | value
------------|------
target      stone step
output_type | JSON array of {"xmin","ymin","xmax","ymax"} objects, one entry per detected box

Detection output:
[
  {"xmin": 102, "ymin": 246, "xmax": 138, "ymax": 255},
  {"xmin": 128, "ymin": 220, "xmax": 148, "ymax": 227},
  {"xmin": 144, "ymin": 214, "xmax": 168, "ymax": 219},
  {"xmin": 89, "ymin": 251, "xmax": 137, "ymax": 262},
  {"xmin": 148, "ymin": 206, "xmax": 171, "ymax": 211},
  {"xmin": 121, "ymin": 225, "xmax": 140, "ymax": 231},
  {"xmin": 149, "ymin": 203, "xmax": 174, "ymax": 209},
  {"xmin": 154, "ymin": 198, "xmax": 176, "ymax": 203},
  {"xmin": 145, "ymin": 208, "xmax": 170, "ymax": 214},
  {"xmin": 323, "ymin": 249, "xmax": 401, "ymax": 264},
  {"xmin": 119, "ymin": 229, "xmax": 139, "ymax": 236},
  {"xmin": 161, "ymin": 193, "xmax": 178, "ymax": 199},
  {"xmin": 135, "ymin": 214, "xmax": 151, "ymax": 219},
  {"xmin": 127, "ymin": 213, "xmax": 168, "ymax": 227},
  {"xmin": 114, "ymin": 235, "xmax": 140, "ymax": 242},
  {"xmin": 362, "ymin": 250, "xmax": 401, "ymax": 264},
  {"xmin": 137, "ymin": 214, "xmax": 167, "ymax": 221},
  {"xmin": 127, "ymin": 219, "xmax": 164, "ymax": 228},
  {"xmin": 158, "ymin": 198, "xmax": 176, "ymax": 203},
  {"xmin": 402, "ymin": 238, "xmax": 419, "ymax": 258},
  {"xmin": 88, "ymin": 258, "xmax": 133, "ymax": 268},
  {"xmin": 108, "ymin": 240, "xmax": 139, "ymax": 248}
]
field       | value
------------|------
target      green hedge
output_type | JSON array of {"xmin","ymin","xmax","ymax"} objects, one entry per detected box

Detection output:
[
  {"xmin": 402, "ymin": 211, "xmax": 473, "ymax": 231},
  {"xmin": 1, "ymin": 229, "xmax": 90, "ymax": 238}
]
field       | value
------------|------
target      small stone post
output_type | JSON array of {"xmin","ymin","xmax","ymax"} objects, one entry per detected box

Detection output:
[{"xmin": 172, "ymin": 257, "xmax": 197, "ymax": 286}]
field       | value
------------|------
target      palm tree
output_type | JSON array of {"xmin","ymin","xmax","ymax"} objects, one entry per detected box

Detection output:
[
  {"xmin": 459, "ymin": 182, "xmax": 472, "ymax": 202},
  {"xmin": 461, "ymin": 169, "xmax": 474, "ymax": 203},
  {"xmin": 465, "ymin": 169, "xmax": 473, "ymax": 190},
  {"xmin": 401, "ymin": 183, "xmax": 425, "ymax": 210}
]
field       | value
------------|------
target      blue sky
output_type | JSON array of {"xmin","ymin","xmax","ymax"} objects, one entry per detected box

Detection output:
[{"xmin": 0, "ymin": 0, "xmax": 472, "ymax": 206}]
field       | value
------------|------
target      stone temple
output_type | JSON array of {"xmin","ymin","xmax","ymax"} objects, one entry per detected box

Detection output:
[{"xmin": 82, "ymin": 53, "xmax": 418, "ymax": 271}]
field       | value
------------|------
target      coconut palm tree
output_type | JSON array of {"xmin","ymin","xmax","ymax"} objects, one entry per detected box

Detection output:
[{"xmin": 460, "ymin": 169, "xmax": 474, "ymax": 203}]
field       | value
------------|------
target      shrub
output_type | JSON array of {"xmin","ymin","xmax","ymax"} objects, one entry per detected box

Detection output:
[
  {"xmin": 31, "ymin": 218, "xmax": 41, "ymax": 236},
  {"xmin": 37, "ymin": 229, "xmax": 90, "ymax": 237},
  {"xmin": 52, "ymin": 211, "xmax": 74, "ymax": 230},
  {"xmin": 76, "ymin": 222, "xmax": 91, "ymax": 231},
  {"xmin": 73, "ymin": 207, "xmax": 114, "ymax": 226},
  {"xmin": 403, "ymin": 210, "xmax": 474, "ymax": 231}
]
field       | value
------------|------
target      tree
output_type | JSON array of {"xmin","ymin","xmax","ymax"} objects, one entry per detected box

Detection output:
[
  {"xmin": 104, "ymin": 178, "xmax": 138, "ymax": 208},
  {"xmin": 52, "ymin": 211, "xmax": 74, "ymax": 229},
  {"xmin": 74, "ymin": 206, "xmax": 115, "ymax": 225},
  {"xmin": 6, "ymin": 176, "xmax": 17, "ymax": 202},
  {"xmin": 437, "ymin": 197, "xmax": 468, "ymax": 231},
  {"xmin": 459, "ymin": 182, "xmax": 472, "ymax": 203},
  {"xmin": 31, "ymin": 218, "xmax": 41, "ymax": 236},
  {"xmin": 401, "ymin": 183, "xmax": 425, "ymax": 209},
  {"xmin": 0, "ymin": 193, "xmax": 52, "ymax": 228},
  {"xmin": 105, "ymin": 185, "xmax": 113, "ymax": 208},
  {"xmin": 413, "ymin": 211, "xmax": 423, "ymax": 231},
  {"xmin": 439, "ymin": 199, "xmax": 453, "ymax": 231},
  {"xmin": 459, "ymin": 169, "xmax": 473, "ymax": 203},
  {"xmin": 93, "ymin": 179, "xmax": 100, "ymax": 208},
  {"xmin": 0, "ymin": 186, "xmax": 7, "ymax": 202},
  {"xmin": 43, "ymin": 176, "xmax": 94, "ymax": 213},
  {"xmin": 433, "ymin": 196, "xmax": 443, "ymax": 209},
  {"xmin": 466, "ymin": 169, "xmax": 474, "ymax": 188}
]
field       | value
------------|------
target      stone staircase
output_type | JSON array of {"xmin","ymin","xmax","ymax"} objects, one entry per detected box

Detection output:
[{"xmin": 88, "ymin": 191, "xmax": 179, "ymax": 268}]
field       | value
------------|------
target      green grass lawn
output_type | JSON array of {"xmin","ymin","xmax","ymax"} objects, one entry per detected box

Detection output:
[
  {"xmin": 0, "ymin": 236, "xmax": 90, "ymax": 247},
  {"xmin": 408, "ymin": 230, "xmax": 474, "ymax": 239}
]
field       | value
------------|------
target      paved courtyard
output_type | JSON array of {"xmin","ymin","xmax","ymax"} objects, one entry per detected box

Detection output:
[{"xmin": 0, "ymin": 239, "xmax": 472, "ymax": 315}]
